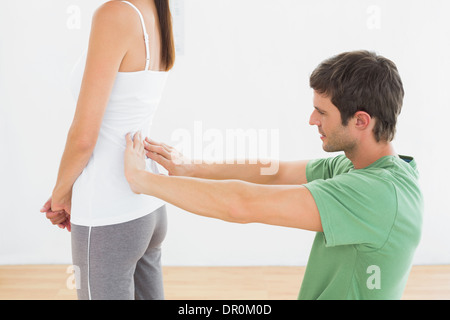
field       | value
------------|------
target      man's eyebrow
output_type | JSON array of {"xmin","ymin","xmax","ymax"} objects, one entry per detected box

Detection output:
[{"xmin": 314, "ymin": 106, "xmax": 325, "ymax": 113}]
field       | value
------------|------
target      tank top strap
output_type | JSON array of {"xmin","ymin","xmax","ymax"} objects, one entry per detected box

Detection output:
[{"xmin": 121, "ymin": 1, "xmax": 151, "ymax": 71}]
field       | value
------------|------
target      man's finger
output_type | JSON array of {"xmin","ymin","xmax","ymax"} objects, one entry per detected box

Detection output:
[
  {"xmin": 145, "ymin": 137, "xmax": 175, "ymax": 155},
  {"xmin": 145, "ymin": 137, "xmax": 173, "ymax": 153},
  {"xmin": 137, "ymin": 131, "xmax": 144, "ymax": 154},
  {"xmin": 147, "ymin": 151, "xmax": 171, "ymax": 168},
  {"xmin": 145, "ymin": 137, "xmax": 160, "ymax": 146},
  {"xmin": 126, "ymin": 132, "xmax": 133, "ymax": 148},
  {"xmin": 144, "ymin": 142, "xmax": 171, "ymax": 159},
  {"xmin": 161, "ymin": 143, "xmax": 174, "ymax": 152}
]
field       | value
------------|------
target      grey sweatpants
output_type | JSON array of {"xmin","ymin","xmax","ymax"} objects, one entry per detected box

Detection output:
[{"xmin": 71, "ymin": 205, "xmax": 168, "ymax": 300}]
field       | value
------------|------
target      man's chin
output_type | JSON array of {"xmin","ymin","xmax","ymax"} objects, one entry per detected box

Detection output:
[
  {"xmin": 322, "ymin": 142, "xmax": 330, "ymax": 152},
  {"xmin": 322, "ymin": 143, "xmax": 340, "ymax": 153}
]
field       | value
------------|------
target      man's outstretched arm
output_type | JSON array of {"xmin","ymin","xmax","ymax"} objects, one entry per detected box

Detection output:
[
  {"xmin": 126, "ymin": 133, "xmax": 322, "ymax": 232},
  {"xmin": 144, "ymin": 137, "xmax": 310, "ymax": 186}
]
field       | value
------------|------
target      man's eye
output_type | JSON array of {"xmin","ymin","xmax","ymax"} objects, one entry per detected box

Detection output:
[{"xmin": 314, "ymin": 107, "xmax": 325, "ymax": 115}]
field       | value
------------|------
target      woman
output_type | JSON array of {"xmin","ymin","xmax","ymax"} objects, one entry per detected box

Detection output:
[{"xmin": 40, "ymin": 0, "xmax": 175, "ymax": 300}]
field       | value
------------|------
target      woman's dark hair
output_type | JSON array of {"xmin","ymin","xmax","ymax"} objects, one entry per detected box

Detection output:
[
  {"xmin": 154, "ymin": 0, "xmax": 175, "ymax": 71},
  {"xmin": 310, "ymin": 50, "xmax": 404, "ymax": 142}
]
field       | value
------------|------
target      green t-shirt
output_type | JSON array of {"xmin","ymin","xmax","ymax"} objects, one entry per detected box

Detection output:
[{"xmin": 298, "ymin": 155, "xmax": 423, "ymax": 300}]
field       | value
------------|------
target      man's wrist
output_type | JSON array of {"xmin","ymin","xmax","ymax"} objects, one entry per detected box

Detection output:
[
  {"xmin": 134, "ymin": 170, "xmax": 147, "ymax": 195},
  {"xmin": 188, "ymin": 163, "xmax": 201, "ymax": 178},
  {"xmin": 133, "ymin": 169, "xmax": 159, "ymax": 195}
]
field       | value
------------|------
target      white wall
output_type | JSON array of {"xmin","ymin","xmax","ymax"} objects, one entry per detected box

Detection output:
[{"xmin": 1, "ymin": 0, "xmax": 449, "ymax": 266}]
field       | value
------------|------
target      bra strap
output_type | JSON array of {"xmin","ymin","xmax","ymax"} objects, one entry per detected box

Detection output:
[{"xmin": 121, "ymin": 1, "xmax": 150, "ymax": 71}]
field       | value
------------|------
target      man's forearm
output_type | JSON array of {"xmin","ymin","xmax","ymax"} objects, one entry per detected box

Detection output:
[
  {"xmin": 191, "ymin": 160, "xmax": 280, "ymax": 185},
  {"xmin": 130, "ymin": 134, "xmax": 318, "ymax": 230},
  {"xmin": 131, "ymin": 169, "xmax": 321, "ymax": 231},
  {"xmin": 134, "ymin": 170, "xmax": 249, "ymax": 223}
]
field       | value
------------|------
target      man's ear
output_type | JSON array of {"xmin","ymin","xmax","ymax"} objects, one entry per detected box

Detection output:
[{"xmin": 354, "ymin": 111, "xmax": 372, "ymax": 130}]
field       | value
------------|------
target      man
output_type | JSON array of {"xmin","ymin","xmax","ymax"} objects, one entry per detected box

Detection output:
[{"xmin": 49, "ymin": 51, "xmax": 424, "ymax": 299}]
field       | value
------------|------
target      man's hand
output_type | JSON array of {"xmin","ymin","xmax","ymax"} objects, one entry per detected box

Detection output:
[
  {"xmin": 125, "ymin": 131, "xmax": 146, "ymax": 194},
  {"xmin": 144, "ymin": 137, "xmax": 195, "ymax": 177}
]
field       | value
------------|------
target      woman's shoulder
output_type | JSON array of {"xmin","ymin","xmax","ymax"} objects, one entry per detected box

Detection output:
[
  {"xmin": 96, "ymin": 0, "xmax": 131, "ymax": 13},
  {"xmin": 87, "ymin": 0, "xmax": 137, "ymax": 46},
  {"xmin": 92, "ymin": 1, "xmax": 136, "ymax": 27}
]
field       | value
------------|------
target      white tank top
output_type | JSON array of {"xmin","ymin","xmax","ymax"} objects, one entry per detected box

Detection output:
[{"xmin": 69, "ymin": 1, "xmax": 168, "ymax": 227}]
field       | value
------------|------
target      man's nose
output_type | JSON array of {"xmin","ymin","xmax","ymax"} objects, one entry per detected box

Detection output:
[{"xmin": 309, "ymin": 112, "xmax": 320, "ymax": 126}]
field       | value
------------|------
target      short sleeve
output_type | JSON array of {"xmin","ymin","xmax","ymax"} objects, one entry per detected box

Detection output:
[
  {"xmin": 304, "ymin": 171, "xmax": 397, "ymax": 249},
  {"xmin": 306, "ymin": 155, "xmax": 353, "ymax": 182}
]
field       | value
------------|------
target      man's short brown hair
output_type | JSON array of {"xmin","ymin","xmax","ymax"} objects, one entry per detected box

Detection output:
[{"xmin": 310, "ymin": 50, "xmax": 404, "ymax": 142}]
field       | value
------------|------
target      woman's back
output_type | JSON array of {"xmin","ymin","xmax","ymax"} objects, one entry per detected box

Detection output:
[{"xmin": 69, "ymin": 0, "xmax": 168, "ymax": 227}]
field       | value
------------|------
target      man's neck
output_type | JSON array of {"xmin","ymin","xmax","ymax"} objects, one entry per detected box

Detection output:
[{"xmin": 345, "ymin": 141, "xmax": 397, "ymax": 170}]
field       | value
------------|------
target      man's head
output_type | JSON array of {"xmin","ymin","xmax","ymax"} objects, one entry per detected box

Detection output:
[{"xmin": 309, "ymin": 50, "xmax": 404, "ymax": 152}]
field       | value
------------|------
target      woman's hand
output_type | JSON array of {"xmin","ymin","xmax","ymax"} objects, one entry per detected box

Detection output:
[
  {"xmin": 144, "ymin": 137, "xmax": 195, "ymax": 177},
  {"xmin": 40, "ymin": 196, "xmax": 72, "ymax": 231},
  {"xmin": 125, "ymin": 131, "xmax": 146, "ymax": 194}
]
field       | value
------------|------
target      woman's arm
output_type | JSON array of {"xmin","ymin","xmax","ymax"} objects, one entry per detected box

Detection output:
[{"xmin": 49, "ymin": 2, "xmax": 133, "ymax": 214}]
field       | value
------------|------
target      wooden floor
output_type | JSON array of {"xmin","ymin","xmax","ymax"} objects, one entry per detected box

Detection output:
[{"xmin": 0, "ymin": 265, "xmax": 449, "ymax": 300}]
